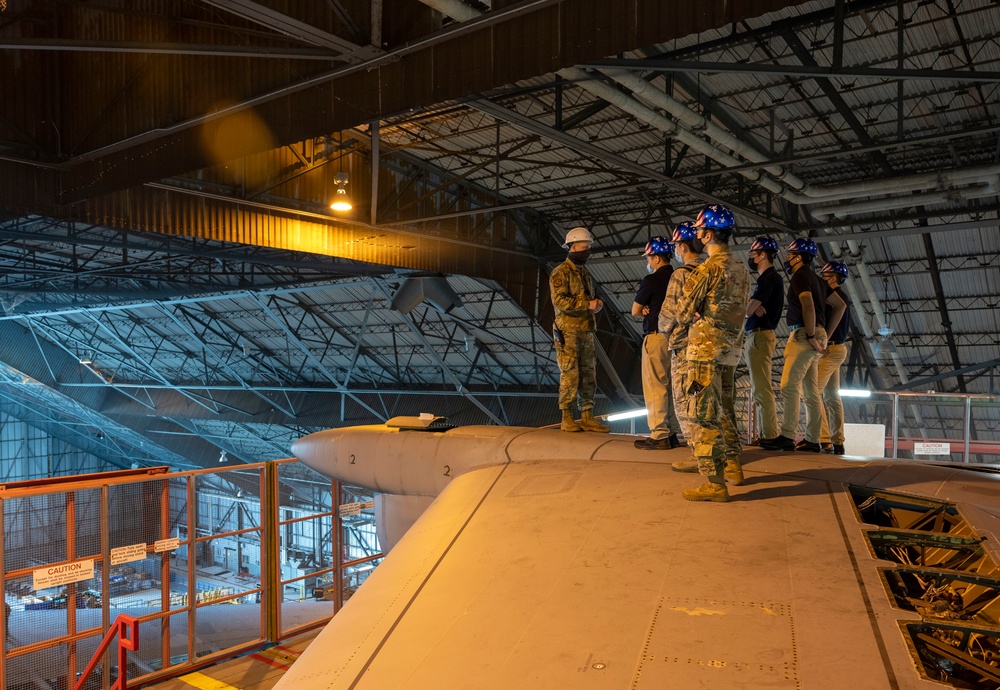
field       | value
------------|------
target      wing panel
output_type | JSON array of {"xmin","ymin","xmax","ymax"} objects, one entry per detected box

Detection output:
[{"xmin": 283, "ymin": 456, "xmax": 943, "ymax": 688}]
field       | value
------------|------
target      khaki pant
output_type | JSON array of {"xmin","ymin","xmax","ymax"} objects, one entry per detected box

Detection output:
[
  {"xmin": 779, "ymin": 327, "xmax": 827, "ymax": 442},
  {"xmin": 641, "ymin": 333, "xmax": 679, "ymax": 439},
  {"xmin": 744, "ymin": 329, "xmax": 778, "ymax": 439},
  {"xmin": 818, "ymin": 342, "xmax": 849, "ymax": 445}
]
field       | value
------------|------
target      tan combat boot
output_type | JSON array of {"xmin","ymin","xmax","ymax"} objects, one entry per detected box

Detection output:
[
  {"xmin": 682, "ymin": 478, "xmax": 729, "ymax": 503},
  {"xmin": 560, "ymin": 409, "xmax": 582, "ymax": 432},
  {"xmin": 670, "ymin": 457, "xmax": 699, "ymax": 473},
  {"xmin": 724, "ymin": 457, "xmax": 745, "ymax": 485},
  {"xmin": 579, "ymin": 409, "xmax": 610, "ymax": 433}
]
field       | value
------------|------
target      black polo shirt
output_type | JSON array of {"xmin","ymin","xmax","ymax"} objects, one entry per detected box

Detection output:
[
  {"xmin": 745, "ymin": 266, "xmax": 784, "ymax": 332},
  {"xmin": 786, "ymin": 266, "xmax": 829, "ymax": 330},
  {"xmin": 827, "ymin": 286, "xmax": 850, "ymax": 343},
  {"xmin": 634, "ymin": 265, "xmax": 673, "ymax": 334}
]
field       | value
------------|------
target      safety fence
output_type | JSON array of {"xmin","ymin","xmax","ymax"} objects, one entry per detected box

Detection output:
[
  {"xmin": 0, "ymin": 459, "xmax": 380, "ymax": 690},
  {"xmin": 611, "ymin": 387, "xmax": 999, "ymax": 466}
]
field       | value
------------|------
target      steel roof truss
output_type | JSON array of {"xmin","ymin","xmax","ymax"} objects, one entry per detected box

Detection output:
[
  {"xmin": 158, "ymin": 303, "xmax": 296, "ymax": 417},
  {"xmin": 249, "ymin": 293, "xmax": 387, "ymax": 421}
]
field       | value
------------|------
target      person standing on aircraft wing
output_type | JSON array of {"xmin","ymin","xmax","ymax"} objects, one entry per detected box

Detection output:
[
  {"xmin": 760, "ymin": 239, "xmax": 846, "ymax": 453},
  {"xmin": 632, "ymin": 235, "xmax": 681, "ymax": 450},
  {"xmin": 817, "ymin": 261, "xmax": 851, "ymax": 455},
  {"xmin": 657, "ymin": 222, "xmax": 701, "ymax": 470},
  {"xmin": 550, "ymin": 226, "xmax": 610, "ymax": 433},
  {"xmin": 744, "ymin": 236, "xmax": 784, "ymax": 446},
  {"xmin": 674, "ymin": 204, "xmax": 751, "ymax": 502}
]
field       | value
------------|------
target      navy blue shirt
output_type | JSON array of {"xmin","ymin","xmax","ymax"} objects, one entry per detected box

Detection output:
[
  {"xmin": 634, "ymin": 265, "xmax": 673, "ymax": 333},
  {"xmin": 827, "ymin": 286, "xmax": 850, "ymax": 343},
  {"xmin": 786, "ymin": 267, "xmax": 829, "ymax": 330},
  {"xmin": 745, "ymin": 266, "xmax": 784, "ymax": 332}
]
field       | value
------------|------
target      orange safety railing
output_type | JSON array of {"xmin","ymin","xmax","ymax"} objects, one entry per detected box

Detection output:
[{"xmin": 72, "ymin": 614, "xmax": 139, "ymax": 690}]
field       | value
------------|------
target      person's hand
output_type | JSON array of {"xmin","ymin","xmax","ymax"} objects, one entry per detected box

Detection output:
[
  {"xmin": 589, "ymin": 299, "xmax": 603, "ymax": 312},
  {"xmin": 754, "ymin": 305, "xmax": 766, "ymax": 317},
  {"xmin": 809, "ymin": 337, "xmax": 826, "ymax": 354},
  {"xmin": 641, "ymin": 305, "xmax": 650, "ymax": 316}
]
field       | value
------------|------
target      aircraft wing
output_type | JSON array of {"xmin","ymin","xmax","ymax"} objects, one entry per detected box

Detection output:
[{"xmin": 278, "ymin": 430, "xmax": 1000, "ymax": 689}]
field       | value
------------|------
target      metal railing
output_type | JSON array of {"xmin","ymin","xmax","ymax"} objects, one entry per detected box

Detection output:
[{"xmin": 1, "ymin": 459, "xmax": 380, "ymax": 689}]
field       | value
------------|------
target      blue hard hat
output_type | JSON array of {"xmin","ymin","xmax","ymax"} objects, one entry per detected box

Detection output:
[
  {"xmin": 787, "ymin": 237, "xmax": 819, "ymax": 256},
  {"xmin": 643, "ymin": 236, "xmax": 673, "ymax": 257},
  {"xmin": 671, "ymin": 221, "xmax": 697, "ymax": 243},
  {"xmin": 750, "ymin": 236, "xmax": 779, "ymax": 253},
  {"xmin": 821, "ymin": 261, "xmax": 849, "ymax": 279},
  {"xmin": 694, "ymin": 204, "xmax": 736, "ymax": 230}
]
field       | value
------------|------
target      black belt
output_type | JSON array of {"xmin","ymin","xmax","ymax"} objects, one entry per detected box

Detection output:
[
  {"xmin": 747, "ymin": 327, "xmax": 774, "ymax": 333},
  {"xmin": 829, "ymin": 340, "xmax": 846, "ymax": 345}
]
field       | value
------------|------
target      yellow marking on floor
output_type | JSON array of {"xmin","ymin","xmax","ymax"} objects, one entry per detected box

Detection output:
[{"xmin": 179, "ymin": 671, "xmax": 241, "ymax": 690}]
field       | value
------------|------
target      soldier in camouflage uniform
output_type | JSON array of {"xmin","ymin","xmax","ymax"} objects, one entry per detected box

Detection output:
[
  {"xmin": 674, "ymin": 204, "xmax": 751, "ymax": 502},
  {"xmin": 657, "ymin": 222, "xmax": 700, "ymax": 465},
  {"xmin": 550, "ymin": 227, "xmax": 610, "ymax": 433}
]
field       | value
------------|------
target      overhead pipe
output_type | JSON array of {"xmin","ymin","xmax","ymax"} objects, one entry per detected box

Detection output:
[
  {"xmin": 811, "ymin": 182, "xmax": 1000, "ymax": 221},
  {"xmin": 556, "ymin": 67, "xmax": 790, "ymax": 199},
  {"xmin": 418, "ymin": 0, "xmax": 480, "ymax": 21},
  {"xmin": 601, "ymin": 68, "xmax": 1000, "ymax": 209}
]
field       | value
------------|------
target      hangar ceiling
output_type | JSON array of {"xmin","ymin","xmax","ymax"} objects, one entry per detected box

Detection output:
[{"xmin": 1, "ymin": 0, "xmax": 998, "ymax": 468}]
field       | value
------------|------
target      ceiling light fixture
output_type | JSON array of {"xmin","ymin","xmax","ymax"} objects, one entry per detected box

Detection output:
[
  {"xmin": 330, "ymin": 172, "xmax": 352, "ymax": 212},
  {"xmin": 874, "ymin": 324, "xmax": 897, "ymax": 356}
]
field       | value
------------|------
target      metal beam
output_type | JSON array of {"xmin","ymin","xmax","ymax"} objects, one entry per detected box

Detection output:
[
  {"xmin": 578, "ymin": 58, "xmax": 1000, "ymax": 85},
  {"xmin": 199, "ymin": 0, "xmax": 371, "ymax": 56},
  {"xmin": 890, "ymin": 358, "xmax": 1000, "ymax": 392},
  {"xmin": 471, "ymin": 100, "xmax": 792, "ymax": 234},
  {"xmin": 0, "ymin": 38, "xmax": 338, "ymax": 59},
  {"xmin": 920, "ymin": 231, "xmax": 966, "ymax": 394}
]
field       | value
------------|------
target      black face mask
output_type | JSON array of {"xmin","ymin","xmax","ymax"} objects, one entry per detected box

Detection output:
[
  {"xmin": 747, "ymin": 257, "xmax": 758, "ymax": 272},
  {"xmin": 568, "ymin": 249, "xmax": 591, "ymax": 265},
  {"xmin": 689, "ymin": 237, "xmax": 705, "ymax": 255}
]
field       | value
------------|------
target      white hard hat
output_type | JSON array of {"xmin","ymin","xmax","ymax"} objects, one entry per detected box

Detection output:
[{"xmin": 563, "ymin": 226, "xmax": 594, "ymax": 248}]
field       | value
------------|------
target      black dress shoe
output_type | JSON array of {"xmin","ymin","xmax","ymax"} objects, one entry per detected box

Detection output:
[
  {"xmin": 759, "ymin": 435, "xmax": 795, "ymax": 451},
  {"xmin": 820, "ymin": 442, "xmax": 834, "ymax": 453},
  {"xmin": 666, "ymin": 433, "xmax": 680, "ymax": 449},
  {"xmin": 795, "ymin": 439, "xmax": 822, "ymax": 453},
  {"xmin": 634, "ymin": 437, "xmax": 672, "ymax": 450},
  {"xmin": 832, "ymin": 444, "xmax": 845, "ymax": 455}
]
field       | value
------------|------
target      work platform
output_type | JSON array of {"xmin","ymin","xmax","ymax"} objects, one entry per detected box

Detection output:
[{"xmin": 145, "ymin": 630, "xmax": 318, "ymax": 690}]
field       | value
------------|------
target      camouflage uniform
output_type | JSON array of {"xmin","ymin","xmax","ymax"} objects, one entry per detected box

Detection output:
[
  {"xmin": 675, "ymin": 246, "xmax": 751, "ymax": 479},
  {"xmin": 658, "ymin": 264, "xmax": 697, "ymax": 446},
  {"xmin": 550, "ymin": 258, "xmax": 598, "ymax": 412}
]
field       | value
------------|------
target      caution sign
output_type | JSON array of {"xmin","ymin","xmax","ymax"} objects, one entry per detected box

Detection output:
[
  {"xmin": 111, "ymin": 543, "xmax": 148, "ymax": 566},
  {"xmin": 33, "ymin": 559, "xmax": 95, "ymax": 590},
  {"xmin": 914, "ymin": 442, "xmax": 951, "ymax": 456},
  {"xmin": 339, "ymin": 502, "xmax": 362, "ymax": 517},
  {"xmin": 154, "ymin": 537, "xmax": 180, "ymax": 553}
]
